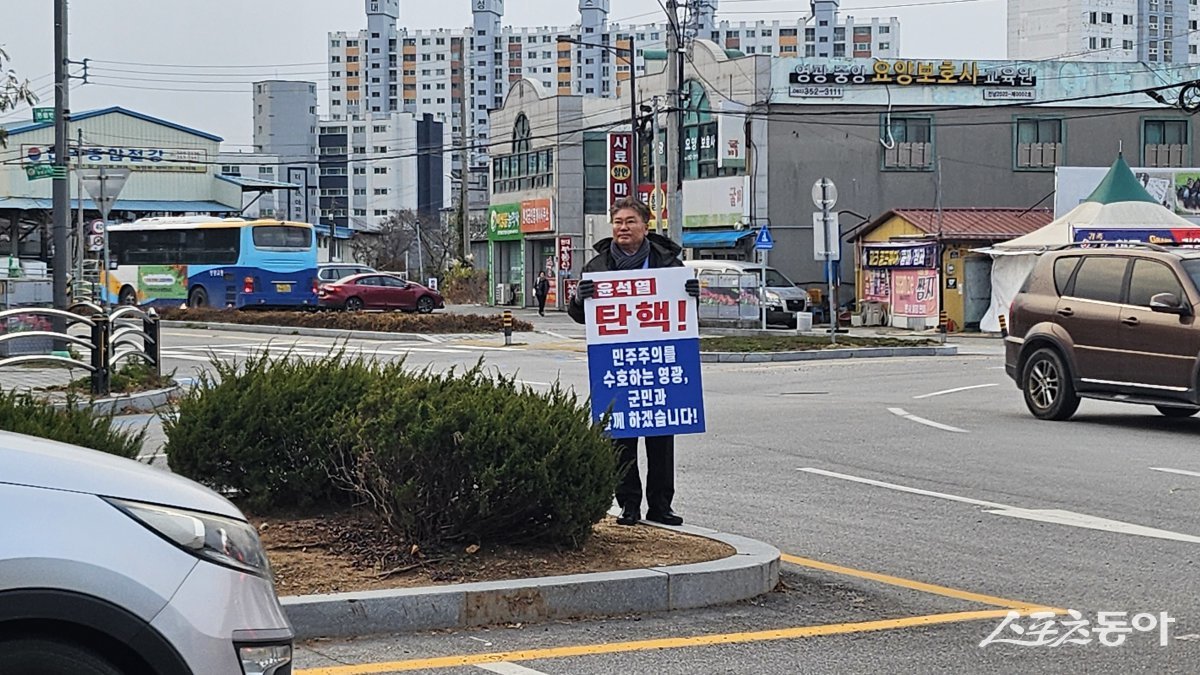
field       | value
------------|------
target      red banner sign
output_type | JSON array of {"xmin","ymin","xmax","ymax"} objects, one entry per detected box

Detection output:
[
  {"xmin": 557, "ymin": 236, "xmax": 573, "ymax": 272},
  {"xmin": 607, "ymin": 132, "xmax": 634, "ymax": 211}
]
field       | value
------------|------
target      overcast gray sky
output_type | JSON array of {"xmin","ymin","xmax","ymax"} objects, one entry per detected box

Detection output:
[{"xmin": 1, "ymin": 0, "xmax": 1005, "ymax": 147}]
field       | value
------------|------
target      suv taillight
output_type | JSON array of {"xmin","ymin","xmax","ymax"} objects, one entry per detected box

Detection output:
[
  {"xmin": 312, "ymin": 278, "xmax": 319, "ymax": 294},
  {"xmin": 243, "ymin": 277, "xmax": 255, "ymax": 294}
]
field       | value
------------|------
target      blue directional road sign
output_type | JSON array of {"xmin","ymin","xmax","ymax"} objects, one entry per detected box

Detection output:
[{"xmin": 755, "ymin": 225, "xmax": 774, "ymax": 251}]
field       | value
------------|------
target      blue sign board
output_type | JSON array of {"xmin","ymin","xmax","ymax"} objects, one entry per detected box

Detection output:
[
  {"xmin": 588, "ymin": 339, "xmax": 706, "ymax": 438},
  {"xmin": 584, "ymin": 268, "xmax": 706, "ymax": 439},
  {"xmin": 755, "ymin": 226, "xmax": 774, "ymax": 250}
]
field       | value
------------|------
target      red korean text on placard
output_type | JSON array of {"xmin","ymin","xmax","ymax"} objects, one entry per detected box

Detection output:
[
  {"xmin": 593, "ymin": 277, "xmax": 657, "ymax": 299},
  {"xmin": 594, "ymin": 303, "xmax": 632, "ymax": 336}
]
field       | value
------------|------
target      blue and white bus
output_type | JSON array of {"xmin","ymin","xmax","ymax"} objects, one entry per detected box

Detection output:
[{"xmin": 105, "ymin": 217, "xmax": 319, "ymax": 309}]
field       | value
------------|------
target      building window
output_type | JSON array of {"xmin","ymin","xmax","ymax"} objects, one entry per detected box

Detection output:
[
  {"xmin": 374, "ymin": 166, "xmax": 388, "ymax": 174},
  {"xmin": 881, "ymin": 116, "xmax": 933, "ymax": 170},
  {"xmin": 1101, "ymin": 12, "xmax": 1112, "ymax": 23},
  {"xmin": 1143, "ymin": 119, "xmax": 1189, "ymax": 167},
  {"xmin": 1014, "ymin": 118, "xmax": 1063, "ymax": 169}
]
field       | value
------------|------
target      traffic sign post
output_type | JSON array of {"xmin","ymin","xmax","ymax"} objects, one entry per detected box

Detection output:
[
  {"xmin": 755, "ymin": 224, "xmax": 774, "ymax": 331},
  {"xmin": 812, "ymin": 178, "xmax": 839, "ymax": 344},
  {"xmin": 80, "ymin": 168, "xmax": 131, "ymax": 308}
]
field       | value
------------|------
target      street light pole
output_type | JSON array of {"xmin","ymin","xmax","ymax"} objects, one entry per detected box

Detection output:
[{"xmin": 664, "ymin": 0, "xmax": 683, "ymax": 248}]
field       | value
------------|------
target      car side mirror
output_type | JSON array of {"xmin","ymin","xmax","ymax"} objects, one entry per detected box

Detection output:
[{"xmin": 1150, "ymin": 292, "xmax": 1192, "ymax": 316}]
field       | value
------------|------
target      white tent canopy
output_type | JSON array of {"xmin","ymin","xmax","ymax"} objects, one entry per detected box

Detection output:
[{"xmin": 976, "ymin": 156, "xmax": 1190, "ymax": 332}]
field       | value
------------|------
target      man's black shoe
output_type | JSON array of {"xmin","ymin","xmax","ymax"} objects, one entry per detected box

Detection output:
[
  {"xmin": 645, "ymin": 510, "xmax": 683, "ymax": 526},
  {"xmin": 617, "ymin": 508, "xmax": 640, "ymax": 526}
]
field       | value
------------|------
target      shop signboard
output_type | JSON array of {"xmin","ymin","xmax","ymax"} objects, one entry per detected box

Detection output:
[
  {"xmin": 556, "ymin": 236, "xmax": 573, "ymax": 272},
  {"xmin": 890, "ymin": 269, "xmax": 939, "ymax": 318},
  {"xmin": 519, "ymin": 198, "xmax": 553, "ymax": 233},
  {"xmin": 682, "ymin": 175, "xmax": 749, "ymax": 228},
  {"xmin": 487, "ymin": 203, "xmax": 522, "ymax": 241},
  {"xmin": 22, "ymin": 144, "xmax": 208, "ymax": 173},
  {"xmin": 607, "ymin": 132, "xmax": 634, "ymax": 212},
  {"xmin": 861, "ymin": 242, "xmax": 939, "ymax": 269},
  {"xmin": 1073, "ymin": 228, "xmax": 1200, "ymax": 247}
]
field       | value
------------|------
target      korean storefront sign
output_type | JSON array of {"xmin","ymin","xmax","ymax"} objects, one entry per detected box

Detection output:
[
  {"xmin": 890, "ymin": 269, "xmax": 939, "ymax": 318},
  {"xmin": 519, "ymin": 198, "xmax": 553, "ymax": 233},
  {"xmin": 487, "ymin": 203, "xmax": 522, "ymax": 241},
  {"xmin": 556, "ymin": 236, "xmax": 573, "ymax": 272},
  {"xmin": 638, "ymin": 183, "xmax": 668, "ymax": 230},
  {"xmin": 22, "ymin": 144, "xmax": 208, "ymax": 173},
  {"xmin": 286, "ymin": 167, "xmax": 309, "ymax": 222},
  {"xmin": 861, "ymin": 242, "xmax": 939, "ymax": 269},
  {"xmin": 585, "ymin": 267, "xmax": 706, "ymax": 439},
  {"xmin": 1074, "ymin": 228, "xmax": 1200, "ymax": 248},
  {"xmin": 788, "ymin": 60, "xmax": 1038, "ymax": 97},
  {"xmin": 607, "ymin": 132, "xmax": 634, "ymax": 211}
]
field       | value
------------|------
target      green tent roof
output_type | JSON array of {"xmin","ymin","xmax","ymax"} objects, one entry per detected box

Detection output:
[{"xmin": 1085, "ymin": 154, "xmax": 1159, "ymax": 205}]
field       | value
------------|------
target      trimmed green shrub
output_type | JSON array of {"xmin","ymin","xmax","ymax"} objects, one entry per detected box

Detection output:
[
  {"xmin": 163, "ymin": 349, "xmax": 376, "ymax": 512},
  {"xmin": 345, "ymin": 365, "xmax": 617, "ymax": 549},
  {"xmin": 0, "ymin": 390, "xmax": 144, "ymax": 459},
  {"xmin": 164, "ymin": 351, "xmax": 618, "ymax": 550},
  {"xmin": 157, "ymin": 308, "xmax": 533, "ymax": 334}
]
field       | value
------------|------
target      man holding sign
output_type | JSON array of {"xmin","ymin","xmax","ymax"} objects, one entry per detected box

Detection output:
[{"xmin": 569, "ymin": 197, "xmax": 704, "ymax": 527}]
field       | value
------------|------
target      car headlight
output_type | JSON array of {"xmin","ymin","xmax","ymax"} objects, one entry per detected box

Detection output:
[
  {"xmin": 105, "ymin": 498, "xmax": 271, "ymax": 577},
  {"xmin": 764, "ymin": 291, "xmax": 783, "ymax": 307}
]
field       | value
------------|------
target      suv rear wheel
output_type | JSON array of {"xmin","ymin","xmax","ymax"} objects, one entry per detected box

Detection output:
[
  {"xmin": 1022, "ymin": 348, "xmax": 1081, "ymax": 421},
  {"xmin": 1155, "ymin": 405, "xmax": 1200, "ymax": 418}
]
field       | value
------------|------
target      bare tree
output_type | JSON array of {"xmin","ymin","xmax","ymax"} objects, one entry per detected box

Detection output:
[
  {"xmin": 349, "ymin": 210, "xmax": 417, "ymax": 272},
  {"xmin": 0, "ymin": 47, "xmax": 37, "ymax": 147}
]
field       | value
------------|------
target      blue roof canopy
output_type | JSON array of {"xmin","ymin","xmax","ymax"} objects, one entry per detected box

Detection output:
[
  {"xmin": 682, "ymin": 229, "xmax": 754, "ymax": 248},
  {"xmin": 2, "ymin": 106, "xmax": 223, "ymax": 142}
]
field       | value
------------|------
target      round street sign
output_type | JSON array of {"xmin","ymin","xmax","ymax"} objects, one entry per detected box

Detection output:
[
  {"xmin": 811, "ymin": 177, "xmax": 838, "ymax": 209},
  {"xmin": 87, "ymin": 234, "xmax": 105, "ymax": 252},
  {"xmin": 88, "ymin": 219, "xmax": 105, "ymax": 235}
]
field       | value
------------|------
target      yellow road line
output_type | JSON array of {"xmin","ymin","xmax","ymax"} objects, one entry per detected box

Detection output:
[
  {"xmin": 296, "ymin": 609, "xmax": 1023, "ymax": 674},
  {"xmin": 781, "ymin": 553, "xmax": 1053, "ymax": 611}
]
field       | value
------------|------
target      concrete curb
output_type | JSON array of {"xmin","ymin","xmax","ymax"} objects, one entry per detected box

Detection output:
[
  {"xmin": 51, "ymin": 383, "xmax": 180, "ymax": 415},
  {"xmin": 700, "ymin": 345, "xmax": 958, "ymax": 363},
  {"xmin": 280, "ymin": 523, "xmax": 780, "ymax": 640},
  {"xmin": 160, "ymin": 320, "xmax": 444, "ymax": 344}
]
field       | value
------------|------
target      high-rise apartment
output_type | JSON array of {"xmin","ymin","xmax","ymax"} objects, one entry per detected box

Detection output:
[
  {"xmin": 1009, "ymin": 0, "xmax": 1200, "ymax": 62},
  {"xmin": 327, "ymin": 0, "xmax": 903, "ymax": 173}
]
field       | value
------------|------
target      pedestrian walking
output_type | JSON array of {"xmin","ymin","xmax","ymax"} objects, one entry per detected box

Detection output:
[
  {"xmin": 568, "ymin": 197, "xmax": 700, "ymax": 527},
  {"xmin": 535, "ymin": 271, "xmax": 550, "ymax": 316}
]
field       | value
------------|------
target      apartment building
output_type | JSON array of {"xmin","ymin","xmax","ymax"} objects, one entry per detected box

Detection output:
[
  {"xmin": 1008, "ymin": 0, "xmax": 1200, "ymax": 62},
  {"xmin": 326, "ymin": 0, "xmax": 902, "ymax": 171}
]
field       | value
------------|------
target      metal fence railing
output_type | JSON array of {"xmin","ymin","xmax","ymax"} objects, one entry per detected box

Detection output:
[{"xmin": 0, "ymin": 302, "xmax": 161, "ymax": 396}]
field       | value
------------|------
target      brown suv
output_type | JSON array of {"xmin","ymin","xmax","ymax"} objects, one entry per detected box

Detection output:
[{"xmin": 1006, "ymin": 244, "xmax": 1200, "ymax": 420}]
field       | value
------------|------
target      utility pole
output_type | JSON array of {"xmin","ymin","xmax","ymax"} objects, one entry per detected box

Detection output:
[
  {"xmin": 651, "ymin": 96, "xmax": 664, "ymax": 230},
  {"xmin": 52, "ymin": 0, "xmax": 70, "ymax": 326},
  {"xmin": 75, "ymin": 128, "xmax": 83, "ymax": 300},
  {"xmin": 664, "ymin": 0, "xmax": 683, "ymax": 247},
  {"xmin": 458, "ymin": 90, "xmax": 470, "ymax": 262}
]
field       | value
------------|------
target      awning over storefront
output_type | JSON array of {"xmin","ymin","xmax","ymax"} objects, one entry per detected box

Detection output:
[
  {"xmin": 315, "ymin": 223, "xmax": 354, "ymax": 240},
  {"xmin": 682, "ymin": 229, "xmax": 754, "ymax": 248},
  {"xmin": 216, "ymin": 174, "xmax": 302, "ymax": 192},
  {"xmin": 0, "ymin": 197, "xmax": 239, "ymax": 213}
]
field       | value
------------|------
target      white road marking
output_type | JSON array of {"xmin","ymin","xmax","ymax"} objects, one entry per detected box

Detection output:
[
  {"xmin": 477, "ymin": 663, "xmax": 550, "ymax": 675},
  {"xmin": 913, "ymin": 383, "xmax": 999, "ymax": 399},
  {"xmin": 799, "ymin": 468, "xmax": 1200, "ymax": 544},
  {"xmin": 1150, "ymin": 467, "xmax": 1200, "ymax": 479},
  {"xmin": 514, "ymin": 379, "xmax": 553, "ymax": 387},
  {"xmin": 887, "ymin": 407, "xmax": 969, "ymax": 433},
  {"xmin": 798, "ymin": 468, "xmax": 1006, "ymax": 509}
]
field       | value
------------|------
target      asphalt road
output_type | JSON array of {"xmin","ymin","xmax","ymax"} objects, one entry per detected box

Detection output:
[{"xmin": 141, "ymin": 323, "xmax": 1200, "ymax": 673}]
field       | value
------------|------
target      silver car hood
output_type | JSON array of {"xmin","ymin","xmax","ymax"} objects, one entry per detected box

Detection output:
[
  {"xmin": 770, "ymin": 286, "xmax": 808, "ymax": 299},
  {"xmin": 0, "ymin": 431, "xmax": 243, "ymax": 519}
]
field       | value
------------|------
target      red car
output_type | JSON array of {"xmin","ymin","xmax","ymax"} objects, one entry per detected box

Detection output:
[{"xmin": 318, "ymin": 273, "xmax": 445, "ymax": 313}]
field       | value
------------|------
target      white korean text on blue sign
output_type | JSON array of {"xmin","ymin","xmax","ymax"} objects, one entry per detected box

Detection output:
[{"xmin": 584, "ymin": 267, "xmax": 706, "ymax": 439}]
